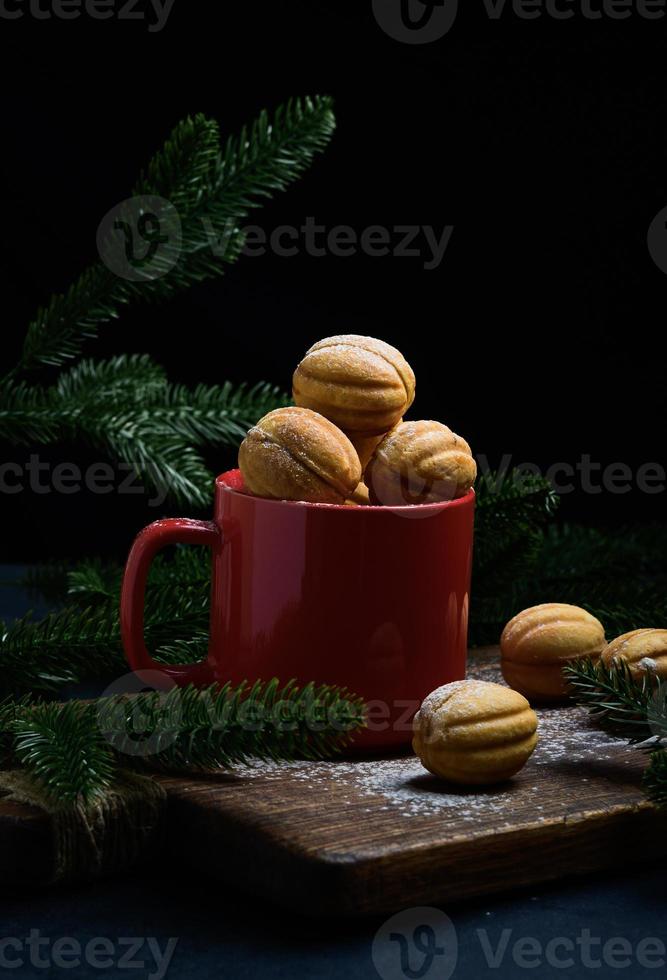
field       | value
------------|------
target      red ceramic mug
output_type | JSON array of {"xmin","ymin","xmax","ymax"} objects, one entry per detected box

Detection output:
[{"xmin": 120, "ymin": 469, "xmax": 475, "ymax": 749}]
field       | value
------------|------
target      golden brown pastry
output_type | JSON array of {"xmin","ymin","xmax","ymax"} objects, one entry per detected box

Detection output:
[
  {"xmin": 365, "ymin": 420, "xmax": 477, "ymax": 505},
  {"xmin": 292, "ymin": 335, "xmax": 415, "ymax": 444},
  {"xmin": 601, "ymin": 629, "xmax": 667, "ymax": 681},
  {"xmin": 349, "ymin": 433, "xmax": 386, "ymax": 471},
  {"xmin": 412, "ymin": 679, "xmax": 538, "ymax": 785},
  {"xmin": 501, "ymin": 603, "xmax": 606, "ymax": 702},
  {"xmin": 238, "ymin": 407, "xmax": 361, "ymax": 504},
  {"xmin": 345, "ymin": 481, "xmax": 370, "ymax": 506}
]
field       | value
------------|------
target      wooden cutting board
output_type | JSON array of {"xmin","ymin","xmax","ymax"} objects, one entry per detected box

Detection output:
[{"xmin": 3, "ymin": 650, "xmax": 666, "ymax": 915}]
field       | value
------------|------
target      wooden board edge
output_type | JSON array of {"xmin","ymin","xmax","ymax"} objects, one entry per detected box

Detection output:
[{"xmin": 165, "ymin": 794, "xmax": 667, "ymax": 918}]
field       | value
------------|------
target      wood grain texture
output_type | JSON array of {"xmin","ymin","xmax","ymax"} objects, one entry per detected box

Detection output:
[
  {"xmin": 2, "ymin": 649, "xmax": 666, "ymax": 913},
  {"xmin": 162, "ymin": 650, "xmax": 667, "ymax": 916}
]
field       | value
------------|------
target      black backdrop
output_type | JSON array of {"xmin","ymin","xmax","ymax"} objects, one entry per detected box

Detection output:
[{"xmin": 1, "ymin": 0, "xmax": 666, "ymax": 560}]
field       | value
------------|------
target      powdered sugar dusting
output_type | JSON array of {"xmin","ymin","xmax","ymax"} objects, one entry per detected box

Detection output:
[
  {"xmin": 238, "ymin": 704, "xmax": 627, "ymax": 822},
  {"xmin": 531, "ymin": 707, "xmax": 623, "ymax": 766},
  {"xmin": 417, "ymin": 679, "xmax": 473, "ymax": 718}
]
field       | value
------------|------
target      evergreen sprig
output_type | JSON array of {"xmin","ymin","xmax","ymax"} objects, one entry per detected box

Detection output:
[
  {"xmin": 1, "ymin": 681, "xmax": 365, "ymax": 805},
  {"xmin": 3, "ymin": 547, "xmax": 219, "ymax": 697},
  {"xmin": 564, "ymin": 657, "xmax": 666, "ymax": 743},
  {"xmin": 470, "ymin": 470, "xmax": 559, "ymax": 644},
  {"xmin": 0, "ymin": 582, "xmax": 210, "ymax": 696},
  {"xmin": 0, "ymin": 355, "xmax": 288, "ymax": 506},
  {"xmin": 536, "ymin": 523, "xmax": 667, "ymax": 637},
  {"xmin": 133, "ymin": 113, "xmax": 222, "ymax": 213},
  {"xmin": 10, "ymin": 98, "xmax": 335, "ymax": 378},
  {"xmin": 99, "ymin": 679, "xmax": 364, "ymax": 770},
  {"xmin": 12, "ymin": 700, "xmax": 117, "ymax": 806},
  {"xmin": 565, "ymin": 657, "xmax": 667, "ymax": 806},
  {"xmin": 471, "ymin": 471, "xmax": 667, "ymax": 645},
  {"xmin": 1, "ymin": 97, "xmax": 332, "ymax": 506},
  {"xmin": 474, "ymin": 470, "xmax": 560, "ymax": 578}
]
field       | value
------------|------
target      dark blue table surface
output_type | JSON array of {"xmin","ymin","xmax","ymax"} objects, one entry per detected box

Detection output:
[{"xmin": 1, "ymin": 566, "xmax": 666, "ymax": 980}]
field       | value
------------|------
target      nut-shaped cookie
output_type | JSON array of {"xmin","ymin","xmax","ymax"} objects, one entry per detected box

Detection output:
[
  {"xmin": 292, "ymin": 335, "xmax": 415, "ymax": 437},
  {"xmin": 365, "ymin": 420, "xmax": 477, "ymax": 505},
  {"xmin": 238, "ymin": 407, "xmax": 361, "ymax": 504},
  {"xmin": 601, "ymin": 629, "xmax": 667, "ymax": 681},
  {"xmin": 501, "ymin": 603, "xmax": 606, "ymax": 702},
  {"xmin": 412, "ymin": 679, "xmax": 538, "ymax": 785},
  {"xmin": 349, "ymin": 433, "xmax": 386, "ymax": 471},
  {"xmin": 345, "ymin": 481, "xmax": 370, "ymax": 506}
]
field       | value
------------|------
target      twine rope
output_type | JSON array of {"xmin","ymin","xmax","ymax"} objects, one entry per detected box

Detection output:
[{"xmin": 0, "ymin": 769, "xmax": 166, "ymax": 882}]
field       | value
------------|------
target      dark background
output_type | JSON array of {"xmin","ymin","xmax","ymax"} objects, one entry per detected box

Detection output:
[
  {"xmin": 1, "ymin": 0, "xmax": 666, "ymax": 559},
  {"xmin": 1, "ymin": 10, "xmax": 667, "ymax": 973}
]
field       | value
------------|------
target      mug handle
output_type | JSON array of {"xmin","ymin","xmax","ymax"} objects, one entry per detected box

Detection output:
[{"xmin": 120, "ymin": 518, "xmax": 221, "ymax": 684}]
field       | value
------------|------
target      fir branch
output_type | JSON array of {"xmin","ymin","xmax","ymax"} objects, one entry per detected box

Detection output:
[
  {"xmin": 103, "ymin": 427, "xmax": 214, "ymax": 508},
  {"xmin": 0, "ymin": 695, "xmax": 32, "ymax": 767},
  {"xmin": 15, "ymin": 266, "xmax": 121, "ymax": 377},
  {"xmin": 140, "ymin": 546, "xmax": 212, "ymax": 589},
  {"xmin": 470, "ymin": 470, "xmax": 559, "ymax": 645},
  {"xmin": 0, "ymin": 356, "xmax": 288, "ymax": 506},
  {"xmin": 471, "ymin": 475, "xmax": 667, "ymax": 645},
  {"xmin": 214, "ymin": 96, "xmax": 336, "ymax": 218},
  {"xmin": 0, "ymin": 355, "xmax": 165, "ymax": 445},
  {"xmin": 132, "ymin": 113, "xmax": 221, "ymax": 213},
  {"xmin": 99, "ymin": 679, "xmax": 365, "ymax": 772},
  {"xmin": 0, "ymin": 583, "xmax": 210, "ymax": 696},
  {"xmin": 66, "ymin": 560, "xmax": 121, "ymax": 604},
  {"xmin": 11, "ymin": 700, "xmax": 116, "ymax": 806},
  {"xmin": 566, "ymin": 658, "xmax": 667, "ymax": 807},
  {"xmin": 9, "ymin": 97, "xmax": 335, "ymax": 377},
  {"xmin": 54, "ymin": 352, "xmax": 168, "ymax": 404},
  {"xmin": 534, "ymin": 523, "xmax": 667, "ymax": 637},
  {"xmin": 474, "ymin": 470, "xmax": 559, "ymax": 576},
  {"xmin": 146, "ymin": 380, "xmax": 291, "ymax": 447},
  {"xmin": 0, "ymin": 380, "xmax": 60, "ymax": 444},
  {"xmin": 564, "ymin": 657, "xmax": 665, "ymax": 743},
  {"xmin": 61, "ymin": 551, "xmax": 210, "ymax": 641},
  {"xmin": 15, "ymin": 562, "xmax": 73, "ymax": 604},
  {"xmin": 7, "ymin": 548, "xmax": 214, "ymax": 696},
  {"xmin": 47, "ymin": 548, "xmax": 208, "ymax": 604},
  {"xmin": 153, "ymin": 634, "xmax": 210, "ymax": 666},
  {"xmin": 1, "ymin": 681, "xmax": 365, "ymax": 805}
]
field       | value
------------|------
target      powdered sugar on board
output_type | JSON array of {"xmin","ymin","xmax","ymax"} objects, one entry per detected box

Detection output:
[{"xmin": 239, "ymin": 704, "xmax": 628, "ymax": 824}]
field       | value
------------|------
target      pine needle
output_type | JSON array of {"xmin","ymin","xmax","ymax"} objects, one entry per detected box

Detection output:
[
  {"xmin": 11, "ymin": 97, "xmax": 335, "ymax": 377},
  {"xmin": 566, "ymin": 657, "xmax": 667, "ymax": 807},
  {"xmin": 1, "ymin": 682, "xmax": 366, "ymax": 805},
  {"xmin": 0, "ymin": 355, "xmax": 288, "ymax": 506}
]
